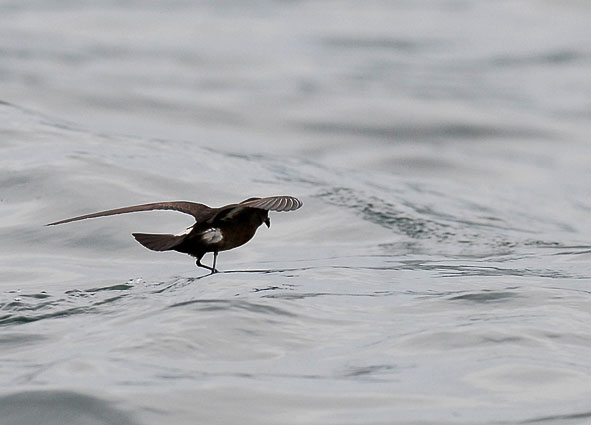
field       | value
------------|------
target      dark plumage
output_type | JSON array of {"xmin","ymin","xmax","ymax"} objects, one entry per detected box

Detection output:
[{"xmin": 47, "ymin": 196, "xmax": 303, "ymax": 273}]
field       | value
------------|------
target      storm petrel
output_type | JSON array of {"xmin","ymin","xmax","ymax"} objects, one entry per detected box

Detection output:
[{"xmin": 47, "ymin": 196, "xmax": 302, "ymax": 273}]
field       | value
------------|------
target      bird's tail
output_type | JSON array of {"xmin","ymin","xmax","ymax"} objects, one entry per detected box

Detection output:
[{"xmin": 132, "ymin": 233, "xmax": 184, "ymax": 251}]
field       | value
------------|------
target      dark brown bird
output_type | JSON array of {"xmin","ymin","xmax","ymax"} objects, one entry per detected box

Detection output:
[{"xmin": 47, "ymin": 196, "xmax": 302, "ymax": 273}]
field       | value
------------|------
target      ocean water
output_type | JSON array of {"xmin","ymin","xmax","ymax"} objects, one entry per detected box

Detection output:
[{"xmin": 1, "ymin": 1, "xmax": 591, "ymax": 424}]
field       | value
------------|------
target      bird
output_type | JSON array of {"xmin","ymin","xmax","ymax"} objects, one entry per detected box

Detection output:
[{"xmin": 47, "ymin": 196, "xmax": 302, "ymax": 273}]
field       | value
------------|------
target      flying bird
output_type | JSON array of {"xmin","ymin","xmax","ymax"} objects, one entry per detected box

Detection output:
[{"xmin": 47, "ymin": 196, "xmax": 302, "ymax": 273}]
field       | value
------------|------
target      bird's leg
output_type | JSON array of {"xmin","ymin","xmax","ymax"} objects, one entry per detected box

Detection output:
[
  {"xmin": 211, "ymin": 251, "xmax": 219, "ymax": 274},
  {"xmin": 195, "ymin": 253, "xmax": 219, "ymax": 274},
  {"xmin": 196, "ymin": 256, "xmax": 215, "ymax": 273}
]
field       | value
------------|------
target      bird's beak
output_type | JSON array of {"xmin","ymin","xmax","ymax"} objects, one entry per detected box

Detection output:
[{"xmin": 264, "ymin": 217, "xmax": 271, "ymax": 228}]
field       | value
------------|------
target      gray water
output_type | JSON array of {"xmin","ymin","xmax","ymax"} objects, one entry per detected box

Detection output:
[{"xmin": 1, "ymin": 1, "xmax": 591, "ymax": 424}]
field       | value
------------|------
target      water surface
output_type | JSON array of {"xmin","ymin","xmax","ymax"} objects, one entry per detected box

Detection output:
[{"xmin": 1, "ymin": 1, "xmax": 591, "ymax": 424}]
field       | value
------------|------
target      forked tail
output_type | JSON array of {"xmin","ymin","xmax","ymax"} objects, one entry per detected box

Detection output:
[{"xmin": 132, "ymin": 233, "xmax": 184, "ymax": 251}]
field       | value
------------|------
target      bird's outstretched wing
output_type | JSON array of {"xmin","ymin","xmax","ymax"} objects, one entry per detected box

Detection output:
[
  {"xmin": 211, "ymin": 196, "xmax": 302, "ymax": 223},
  {"xmin": 239, "ymin": 196, "xmax": 303, "ymax": 212},
  {"xmin": 46, "ymin": 201, "xmax": 212, "ymax": 226}
]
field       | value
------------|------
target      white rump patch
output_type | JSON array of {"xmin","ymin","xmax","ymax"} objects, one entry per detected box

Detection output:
[{"xmin": 200, "ymin": 227, "xmax": 223, "ymax": 243}]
